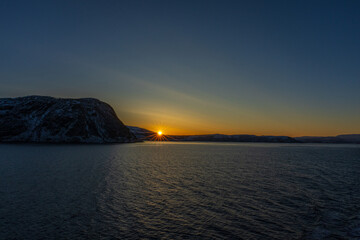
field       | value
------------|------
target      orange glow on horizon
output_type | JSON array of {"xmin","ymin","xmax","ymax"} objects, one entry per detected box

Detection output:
[{"xmin": 125, "ymin": 114, "xmax": 360, "ymax": 137}]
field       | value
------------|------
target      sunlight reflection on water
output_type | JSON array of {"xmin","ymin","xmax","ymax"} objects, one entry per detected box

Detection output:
[{"xmin": 0, "ymin": 142, "xmax": 359, "ymax": 239}]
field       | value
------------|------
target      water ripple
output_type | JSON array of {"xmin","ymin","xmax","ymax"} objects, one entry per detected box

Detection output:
[{"xmin": 0, "ymin": 143, "xmax": 359, "ymax": 239}]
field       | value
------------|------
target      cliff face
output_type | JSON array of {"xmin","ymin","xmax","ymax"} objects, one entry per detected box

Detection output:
[{"xmin": 0, "ymin": 96, "xmax": 136, "ymax": 143}]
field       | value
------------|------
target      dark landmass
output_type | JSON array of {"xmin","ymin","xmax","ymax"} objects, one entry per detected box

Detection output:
[
  {"xmin": 127, "ymin": 126, "xmax": 360, "ymax": 144},
  {"xmin": 127, "ymin": 126, "xmax": 298, "ymax": 143},
  {"xmin": 167, "ymin": 134, "xmax": 298, "ymax": 143},
  {"xmin": 0, "ymin": 96, "xmax": 136, "ymax": 143},
  {"xmin": 294, "ymin": 135, "xmax": 360, "ymax": 144}
]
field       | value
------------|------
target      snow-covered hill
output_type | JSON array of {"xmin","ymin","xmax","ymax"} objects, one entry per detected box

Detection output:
[
  {"xmin": 126, "ymin": 126, "xmax": 155, "ymax": 140},
  {"xmin": 0, "ymin": 96, "xmax": 136, "ymax": 143}
]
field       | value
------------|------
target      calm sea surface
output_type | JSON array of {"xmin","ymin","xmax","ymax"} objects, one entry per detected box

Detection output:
[{"xmin": 0, "ymin": 142, "xmax": 359, "ymax": 239}]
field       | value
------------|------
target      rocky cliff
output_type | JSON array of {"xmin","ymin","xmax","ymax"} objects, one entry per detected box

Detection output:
[{"xmin": 0, "ymin": 96, "xmax": 136, "ymax": 143}]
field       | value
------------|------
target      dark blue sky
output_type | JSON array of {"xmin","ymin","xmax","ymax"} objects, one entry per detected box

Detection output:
[{"xmin": 1, "ymin": 0, "xmax": 359, "ymax": 135}]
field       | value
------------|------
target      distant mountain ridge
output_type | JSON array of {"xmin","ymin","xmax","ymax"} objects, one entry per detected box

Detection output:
[
  {"xmin": 0, "ymin": 96, "xmax": 136, "ymax": 143},
  {"xmin": 127, "ymin": 126, "xmax": 360, "ymax": 144},
  {"xmin": 294, "ymin": 134, "xmax": 360, "ymax": 144},
  {"xmin": 168, "ymin": 134, "xmax": 298, "ymax": 143}
]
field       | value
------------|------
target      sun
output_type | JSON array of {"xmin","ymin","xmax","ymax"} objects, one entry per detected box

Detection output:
[{"xmin": 147, "ymin": 129, "xmax": 172, "ymax": 141}]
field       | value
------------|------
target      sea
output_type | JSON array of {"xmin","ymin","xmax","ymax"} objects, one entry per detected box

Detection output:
[{"xmin": 0, "ymin": 142, "xmax": 359, "ymax": 239}]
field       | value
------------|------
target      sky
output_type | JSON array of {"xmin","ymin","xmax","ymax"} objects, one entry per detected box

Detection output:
[{"xmin": 1, "ymin": 0, "xmax": 359, "ymax": 136}]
